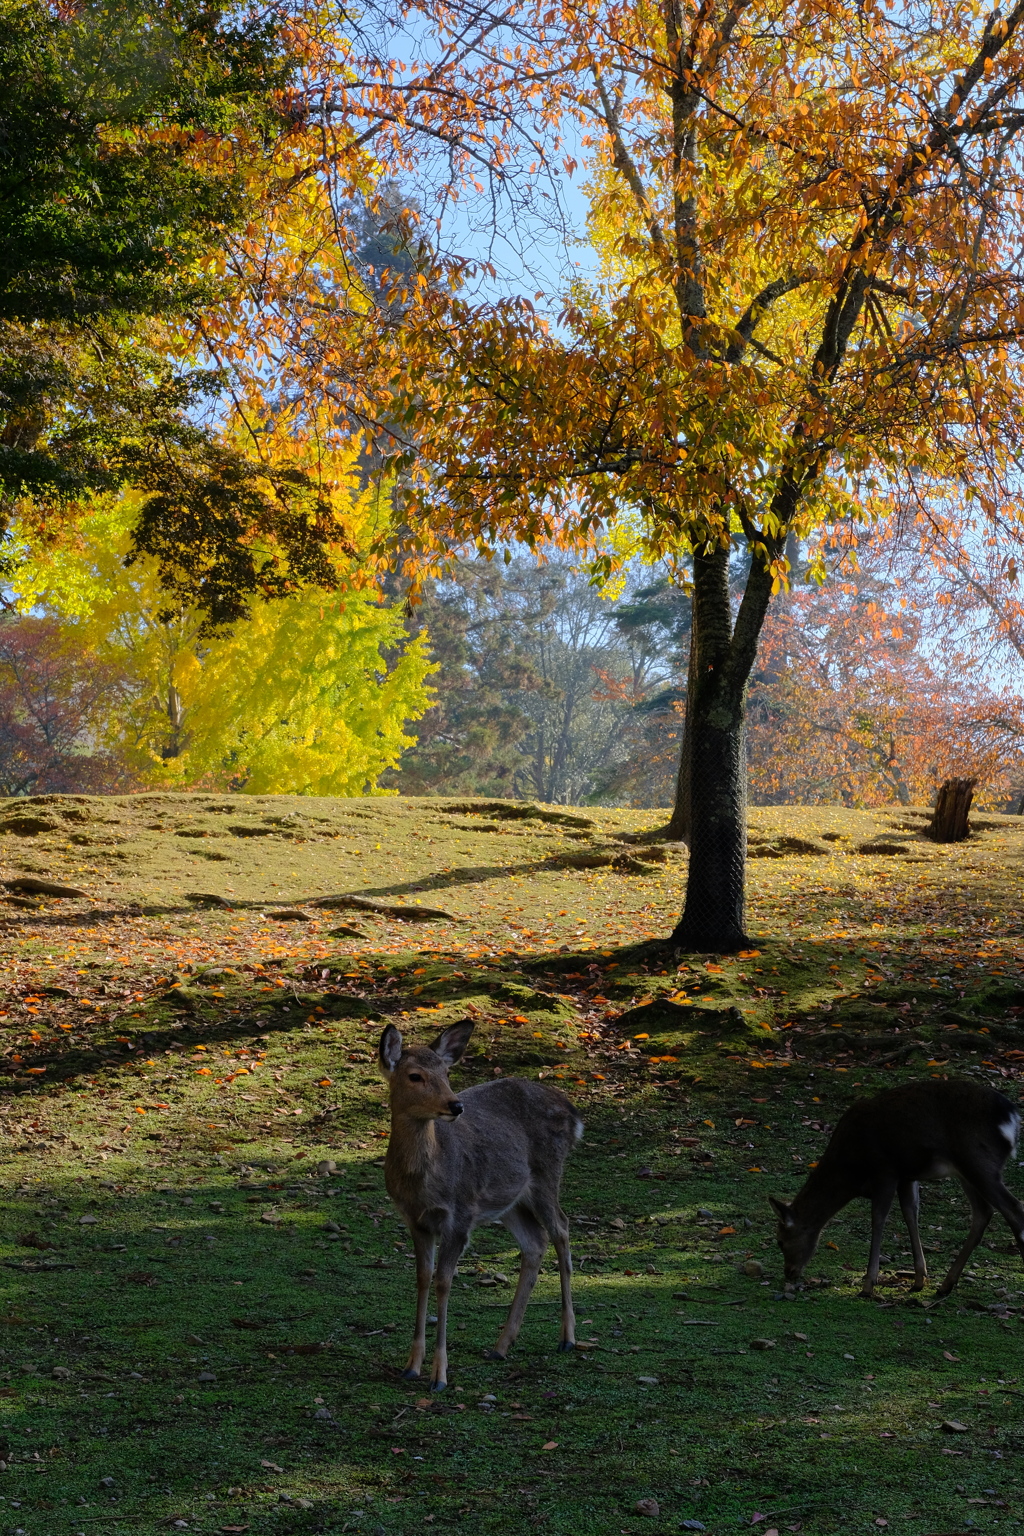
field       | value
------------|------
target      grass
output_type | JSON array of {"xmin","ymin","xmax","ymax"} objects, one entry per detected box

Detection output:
[{"xmin": 0, "ymin": 791, "xmax": 1023, "ymax": 1534}]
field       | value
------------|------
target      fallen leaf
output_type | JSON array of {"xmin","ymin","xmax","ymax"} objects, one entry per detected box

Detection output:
[
  {"xmin": 17, "ymin": 1232, "xmax": 55, "ymax": 1251},
  {"xmin": 260, "ymin": 1459, "xmax": 284, "ymax": 1473},
  {"xmin": 541, "ymin": 1441, "xmax": 558, "ymax": 1451},
  {"xmin": 943, "ymin": 1351, "xmax": 961, "ymax": 1362}
]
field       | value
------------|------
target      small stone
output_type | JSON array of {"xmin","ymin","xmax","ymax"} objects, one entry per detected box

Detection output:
[
  {"xmin": 636, "ymin": 1376, "xmax": 659, "ymax": 1385},
  {"xmin": 749, "ymin": 1338, "xmax": 776, "ymax": 1351},
  {"xmin": 609, "ymin": 1217, "xmax": 626, "ymax": 1230},
  {"xmin": 197, "ymin": 1371, "xmax": 217, "ymax": 1383},
  {"xmin": 741, "ymin": 1260, "xmax": 765, "ymax": 1278},
  {"xmin": 79, "ymin": 1214, "xmax": 98, "ymax": 1225},
  {"xmin": 941, "ymin": 1419, "xmax": 970, "ymax": 1433},
  {"xmin": 681, "ymin": 1523, "xmax": 706, "ymax": 1532},
  {"xmin": 99, "ymin": 1476, "xmax": 115, "ymax": 1487},
  {"xmin": 261, "ymin": 1210, "xmax": 282, "ymax": 1225},
  {"xmin": 51, "ymin": 1366, "xmax": 72, "ymax": 1379},
  {"xmin": 634, "ymin": 1497, "xmax": 660, "ymax": 1518}
]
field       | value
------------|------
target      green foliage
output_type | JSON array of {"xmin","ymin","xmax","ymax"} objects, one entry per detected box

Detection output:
[
  {"xmin": 0, "ymin": 0, "xmax": 342, "ymax": 625},
  {"xmin": 0, "ymin": 0, "xmax": 286, "ymax": 331}
]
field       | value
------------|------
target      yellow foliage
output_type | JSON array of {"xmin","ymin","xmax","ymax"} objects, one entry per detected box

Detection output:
[{"xmin": 14, "ymin": 471, "xmax": 435, "ymax": 796}]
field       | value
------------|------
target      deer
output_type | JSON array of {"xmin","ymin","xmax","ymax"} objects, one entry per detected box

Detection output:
[
  {"xmin": 770, "ymin": 1078, "xmax": 1024, "ymax": 1298},
  {"xmin": 378, "ymin": 1018, "xmax": 582, "ymax": 1392}
]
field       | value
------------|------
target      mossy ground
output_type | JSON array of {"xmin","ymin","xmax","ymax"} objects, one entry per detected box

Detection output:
[{"xmin": 0, "ymin": 793, "xmax": 1023, "ymax": 1535}]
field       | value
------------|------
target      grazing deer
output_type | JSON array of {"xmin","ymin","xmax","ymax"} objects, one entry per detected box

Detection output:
[
  {"xmin": 379, "ymin": 1019, "xmax": 582, "ymax": 1391},
  {"xmin": 770, "ymin": 1079, "xmax": 1024, "ymax": 1298}
]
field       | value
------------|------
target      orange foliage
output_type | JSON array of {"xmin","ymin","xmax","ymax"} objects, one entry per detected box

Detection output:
[{"xmin": 748, "ymin": 572, "xmax": 1024, "ymax": 809}]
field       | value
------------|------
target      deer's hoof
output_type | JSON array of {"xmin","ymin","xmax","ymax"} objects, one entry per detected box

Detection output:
[
  {"xmin": 430, "ymin": 1379, "xmax": 447, "ymax": 1394},
  {"xmin": 556, "ymin": 1340, "xmax": 576, "ymax": 1353},
  {"xmin": 482, "ymin": 1348, "xmax": 506, "ymax": 1361},
  {"xmin": 401, "ymin": 1367, "xmax": 421, "ymax": 1381}
]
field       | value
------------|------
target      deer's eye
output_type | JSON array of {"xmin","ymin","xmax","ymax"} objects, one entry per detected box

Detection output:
[{"xmin": 408, "ymin": 1072, "xmax": 424, "ymax": 1082}]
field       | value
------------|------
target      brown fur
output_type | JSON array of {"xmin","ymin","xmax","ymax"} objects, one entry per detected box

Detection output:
[{"xmin": 379, "ymin": 1019, "xmax": 582, "ymax": 1390}]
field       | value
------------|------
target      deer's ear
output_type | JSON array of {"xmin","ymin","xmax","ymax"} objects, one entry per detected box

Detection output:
[
  {"xmin": 379, "ymin": 1024, "xmax": 403, "ymax": 1076},
  {"xmin": 430, "ymin": 1019, "xmax": 474, "ymax": 1067},
  {"xmin": 769, "ymin": 1195, "xmax": 793, "ymax": 1225}
]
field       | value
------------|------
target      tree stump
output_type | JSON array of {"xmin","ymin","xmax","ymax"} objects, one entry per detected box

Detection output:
[{"xmin": 927, "ymin": 777, "xmax": 977, "ymax": 843}]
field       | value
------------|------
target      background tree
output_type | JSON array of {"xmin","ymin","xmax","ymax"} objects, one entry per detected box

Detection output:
[
  {"xmin": 389, "ymin": 558, "xmax": 689, "ymax": 803},
  {"xmin": 747, "ymin": 567, "xmax": 1024, "ymax": 808},
  {"xmin": 0, "ymin": 615, "xmax": 133, "ymax": 795}
]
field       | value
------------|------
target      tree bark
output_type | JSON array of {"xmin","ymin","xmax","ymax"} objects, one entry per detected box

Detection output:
[
  {"xmin": 927, "ymin": 777, "xmax": 977, "ymax": 843},
  {"xmin": 670, "ymin": 540, "xmax": 775, "ymax": 954},
  {"xmin": 664, "ymin": 624, "xmax": 695, "ymax": 842}
]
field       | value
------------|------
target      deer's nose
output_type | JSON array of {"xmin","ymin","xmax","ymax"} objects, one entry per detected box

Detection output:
[{"xmin": 449, "ymin": 1100, "xmax": 464, "ymax": 1117}]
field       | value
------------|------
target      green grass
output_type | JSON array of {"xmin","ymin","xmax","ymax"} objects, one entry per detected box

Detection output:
[{"xmin": 0, "ymin": 793, "xmax": 1023, "ymax": 1533}]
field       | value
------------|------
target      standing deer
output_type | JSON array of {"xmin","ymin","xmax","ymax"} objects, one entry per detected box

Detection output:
[
  {"xmin": 379, "ymin": 1019, "xmax": 582, "ymax": 1391},
  {"xmin": 771, "ymin": 1078, "xmax": 1024, "ymax": 1297}
]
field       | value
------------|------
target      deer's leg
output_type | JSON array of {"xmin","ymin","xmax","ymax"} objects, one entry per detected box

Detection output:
[
  {"xmin": 529, "ymin": 1194, "xmax": 576, "ymax": 1351},
  {"xmin": 486, "ymin": 1206, "xmax": 547, "ymax": 1361},
  {"xmin": 402, "ymin": 1229, "xmax": 436, "ymax": 1381},
  {"xmin": 898, "ymin": 1181, "xmax": 927, "ymax": 1291},
  {"xmin": 548, "ymin": 1204, "xmax": 576, "ymax": 1352},
  {"xmin": 862, "ymin": 1181, "xmax": 896, "ymax": 1298},
  {"xmin": 973, "ymin": 1171, "xmax": 1024, "ymax": 1264},
  {"xmin": 429, "ymin": 1230, "xmax": 469, "ymax": 1393},
  {"xmin": 936, "ymin": 1180, "xmax": 993, "ymax": 1296}
]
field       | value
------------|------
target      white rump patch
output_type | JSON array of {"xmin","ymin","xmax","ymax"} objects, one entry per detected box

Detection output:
[
  {"xmin": 573, "ymin": 1118, "xmax": 585, "ymax": 1142},
  {"xmin": 1000, "ymin": 1113, "xmax": 1021, "ymax": 1158}
]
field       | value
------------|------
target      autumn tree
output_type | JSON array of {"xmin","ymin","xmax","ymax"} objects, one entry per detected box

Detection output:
[
  {"xmin": 309, "ymin": 0, "xmax": 1024, "ymax": 951},
  {"xmin": 14, "ymin": 462, "xmax": 435, "ymax": 795},
  {"xmin": 0, "ymin": 615, "xmax": 134, "ymax": 795},
  {"xmin": 746, "ymin": 567, "xmax": 1024, "ymax": 808}
]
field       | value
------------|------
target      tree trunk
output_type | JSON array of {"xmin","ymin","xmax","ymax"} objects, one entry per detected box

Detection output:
[
  {"xmin": 664, "ymin": 626, "xmax": 695, "ymax": 842},
  {"xmin": 670, "ymin": 540, "xmax": 775, "ymax": 954},
  {"xmin": 927, "ymin": 777, "xmax": 977, "ymax": 843}
]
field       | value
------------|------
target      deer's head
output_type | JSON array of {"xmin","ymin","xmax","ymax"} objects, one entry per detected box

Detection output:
[
  {"xmin": 378, "ymin": 1021, "xmax": 474, "ymax": 1121},
  {"xmin": 769, "ymin": 1194, "xmax": 818, "ymax": 1280}
]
